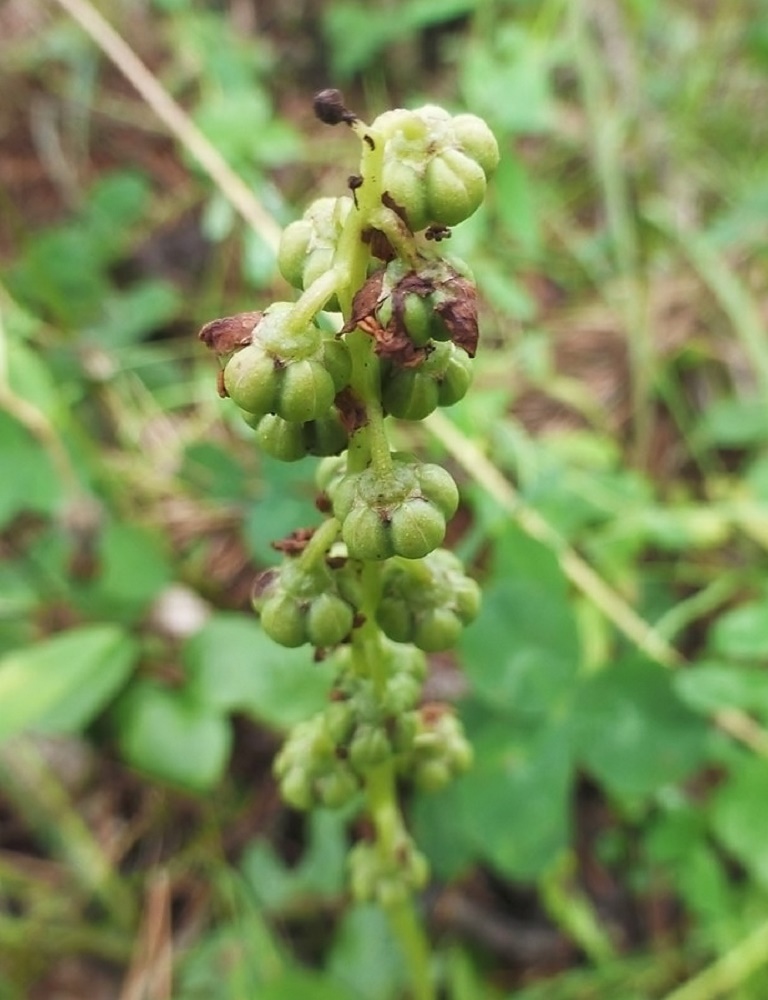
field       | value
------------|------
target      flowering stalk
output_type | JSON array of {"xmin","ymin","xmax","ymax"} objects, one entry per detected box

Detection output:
[{"xmin": 200, "ymin": 90, "xmax": 498, "ymax": 999}]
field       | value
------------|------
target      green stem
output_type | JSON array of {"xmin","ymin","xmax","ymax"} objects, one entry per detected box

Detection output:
[
  {"xmin": 297, "ymin": 516, "xmax": 341, "ymax": 572},
  {"xmin": 290, "ymin": 267, "xmax": 346, "ymax": 329},
  {"xmin": 366, "ymin": 762, "xmax": 435, "ymax": 1000}
]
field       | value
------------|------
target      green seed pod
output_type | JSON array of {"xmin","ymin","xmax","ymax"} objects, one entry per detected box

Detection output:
[
  {"xmin": 413, "ymin": 607, "xmax": 464, "ymax": 652},
  {"xmin": 253, "ymin": 561, "xmax": 358, "ymax": 649},
  {"xmin": 224, "ymin": 344, "xmax": 280, "ymax": 415},
  {"xmin": 382, "ymin": 672, "xmax": 422, "ymax": 714},
  {"xmin": 316, "ymin": 764, "xmax": 359, "ymax": 808},
  {"xmin": 279, "ymin": 766, "xmax": 314, "ymax": 810},
  {"xmin": 255, "ymin": 413, "xmax": 309, "ymax": 462},
  {"xmin": 349, "ymin": 724, "xmax": 392, "ymax": 772},
  {"xmin": 306, "ymin": 592, "xmax": 355, "ymax": 647},
  {"xmin": 323, "ymin": 700, "xmax": 355, "ymax": 745},
  {"xmin": 451, "ymin": 113, "xmax": 500, "ymax": 177},
  {"xmin": 388, "ymin": 501, "xmax": 448, "ymax": 560},
  {"xmin": 259, "ymin": 592, "xmax": 308, "ymax": 648},
  {"xmin": 338, "ymin": 504, "xmax": 392, "ymax": 562},
  {"xmin": 380, "ymin": 158, "xmax": 429, "ymax": 232},
  {"xmin": 383, "ymin": 343, "xmax": 473, "ymax": 420},
  {"xmin": 375, "ymin": 549, "xmax": 481, "ymax": 651},
  {"xmin": 278, "ymin": 197, "xmax": 353, "ymax": 310},
  {"xmin": 425, "ymin": 147, "xmax": 487, "ymax": 227},
  {"xmin": 333, "ymin": 459, "xmax": 458, "ymax": 562},
  {"xmin": 279, "ymin": 360, "xmax": 337, "ymax": 423}
]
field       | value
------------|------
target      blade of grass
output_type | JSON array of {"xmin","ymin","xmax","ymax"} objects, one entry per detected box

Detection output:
[
  {"xmin": 646, "ymin": 201, "xmax": 768, "ymax": 397},
  {"xmin": 425, "ymin": 410, "xmax": 768, "ymax": 758},
  {"xmin": 49, "ymin": 0, "xmax": 281, "ymax": 253},
  {"xmin": 661, "ymin": 914, "xmax": 768, "ymax": 1000}
]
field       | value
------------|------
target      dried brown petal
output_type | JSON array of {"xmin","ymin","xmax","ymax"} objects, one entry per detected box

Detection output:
[
  {"xmin": 272, "ymin": 527, "xmax": 316, "ymax": 555},
  {"xmin": 335, "ymin": 386, "xmax": 368, "ymax": 434},
  {"xmin": 198, "ymin": 311, "xmax": 261, "ymax": 356},
  {"xmin": 434, "ymin": 276, "xmax": 478, "ymax": 358}
]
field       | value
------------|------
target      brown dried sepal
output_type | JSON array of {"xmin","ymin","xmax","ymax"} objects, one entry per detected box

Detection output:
[
  {"xmin": 271, "ymin": 527, "xmax": 316, "ymax": 555},
  {"xmin": 342, "ymin": 273, "xmax": 428, "ymax": 367},
  {"xmin": 334, "ymin": 386, "xmax": 369, "ymax": 434},
  {"xmin": 420, "ymin": 701, "xmax": 451, "ymax": 727},
  {"xmin": 433, "ymin": 273, "xmax": 478, "ymax": 358},
  {"xmin": 344, "ymin": 262, "xmax": 479, "ymax": 361},
  {"xmin": 198, "ymin": 311, "xmax": 261, "ymax": 357}
]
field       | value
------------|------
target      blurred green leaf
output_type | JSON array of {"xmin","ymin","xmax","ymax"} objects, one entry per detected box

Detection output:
[
  {"xmin": 710, "ymin": 602, "xmax": 768, "ymax": 661},
  {"xmin": 456, "ymin": 714, "xmax": 573, "ymax": 879},
  {"xmin": 183, "ymin": 613, "xmax": 332, "ymax": 729},
  {"xmin": 461, "ymin": 27, "xmax": 556, "ymax": 134},
  {"xmin": 461, "ymin": 528, "xmax": 579, "ymax": 714},
  {"xmin": 243, "ymin": 457, "xmax": 320, "ymax": 564},
  {"xmin": 675, "ymin": 661, "xmax": 768, "ymax": 718},
  {"xmin": 327, "ymin": 904, "xmax": 405, "ymax": 1000},
  {"xmin": 697, "ymin": 397, "xmax": 768, "ymax": 447},
  {"xmin": 324, "ymin": 0, "xmax": 477, "ymax": 79},
  {"xmin": 711, "ymin": 756, "xmax": 768, "ymax": 886},
  {"xmin": 572, "ymin": 657, "xmax": 710, "ymax": 806},
  {"xmin": 0, "ymin": 413, "xmax": 59, "ymax": 527},
  {"xmin": 241, "ymin": 810, "xmax": 348, "ymax": 911},
  {"xmin": 115, "ymin": 680, "xmax": 231, "ymax": 791},
  {"xmin": 77, "ymin": 522, "xmax": 172, "ymax": 622},
  {"xmin": 0, "ymin": 625, "xmax": 136, "ymax": 741}
]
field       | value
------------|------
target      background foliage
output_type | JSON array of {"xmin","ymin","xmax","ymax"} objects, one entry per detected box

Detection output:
[{"xmin": 3, "ymin": 0, "xmax": 768, "ymax": 997}]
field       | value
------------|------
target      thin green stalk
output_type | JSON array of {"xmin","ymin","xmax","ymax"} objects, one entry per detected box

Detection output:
[
  {"xmin": 366, "ymin": 763, "xmax": 435, "ymax": 1000},
  {"xmin": 569, "ymin": 0, "xmax": 653, "ymax": 463},
  {"xmin": 661, "ymin": 916, "xmax": 768, "ymax": 1000},
  {"xmin": 0, "ymin": 739, "xmax": 135, "ymax": 928},
  {"xmin": 646, "ymin": 202, "xmax": 768, "ymax": 398}
]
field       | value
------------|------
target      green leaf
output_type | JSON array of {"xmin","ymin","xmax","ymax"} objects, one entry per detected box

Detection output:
[
  {"xmin": 458, "ymin": 715, "xmax": 573, "ymax": 879},
  {"xmin": 461, "ymin": 27, "xmax": 556, "ymax": 134},
  {"xmin": 323, "ymin": 0, "xmax": 476, "ymax": 79},
  {"xmin": 91, "ymin": 280, "xmax": 181, "ymax": 348},
  {"xmin": 572, "ymin": 657, "xmax": 710, "ymax": 806},
  {"xmin": 697, "ymin": 397, "xmax": 768, "ymax": 447},
  {"xmin": 675, "ymin": 661, "xmax": 768, "ymax": 718},
  {"xmin": 0, "ymin": 413, "xmax": 59, "ymax": 528},
  {"xmin": 460, "ymin": 528, "xmax": 579, "ymax": 714},
  {"xmin": 0, "ymin": 625, "xmax": 137, "ymax": 741},
  {"xmin": 183, "ymin": 613, "xmax": 332, "ymax": 729},
  {"xmin": 710, "ymin": 602, "xmax": 768, "ymax": 661},
  {"xmin": 115, "ymin": 680, "xmax": 231, "ymax": 791},
  {"xmin": 327, "ymin": 905, "xmax": 405, "ymax": 1000},
  {"xmin": 257, "ymin": 969, "xmax": 358, "ymax": 1000},
  {"xmin": 243, "ymin": 457, "xmax": 320, "ymax": 564},
  {"xmin": 710, "ymin": 756, "xmax": 768, "ymax": 886},
  {"xmin": 241, "ymin": 810, "xmax": 347, "ymax": 911},
  {"xmin": 77, "ymin": 522, "xmax": 172, "ymax": 622}
]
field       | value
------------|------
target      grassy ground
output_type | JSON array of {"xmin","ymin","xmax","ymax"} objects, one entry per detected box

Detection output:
[{"xmin": 3, "ymin": 1, "xmax": 768, "ymax": 998}]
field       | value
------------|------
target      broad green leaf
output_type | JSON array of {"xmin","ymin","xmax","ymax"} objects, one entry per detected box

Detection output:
[
  {"xmin": 461, "ymin": 28, "xmax": 556, "ymax": 134},
  {"xmin": 241, "ymin": 810, "xmax": 347, "ymax": 911},
  {"xmin": 91, "ymin": 280, "xmax": 181, "ymax": 348},
  {"xmin": 572, "ymin": 657, "xmax": 710, "ymax": 806},
  {"xmin": 0, "ymin": 413, "xmax": 59, "ymax": 527},
  {"xmin": 243, "ymin": 456, "xmax": 320, "ymax": 564},
  {"xmin": 115, "ymin": 680, "xmax": 231, "ymax": 791},
  {"xmin": 77, "ymin": 522, "xmax": 172, "ymax": 622},
  {"xmin": 0, "ymin": 625, "xmax": 136, "ymax": 741},
  {"xmin": 710, "ymin": 756, "xmax": 768, "ymax": 886},
  {"xmin": 675, "ymin": 661, "xmax": 768, "ymax": 718},
  {"xmin": 461, "ymin": 528, "xmax": 579, "ymax": 714},
  {"xmin": 710, "ymin": 602, "xmax": 768, "ymax": 661},
  {"xmin": 458, "ymin": 715, "xmax": 572, "ymax": 879},
  {"xmin": 257, "ymin": 969, "xmax": 358, "ymax": 1000},
  {"xmin": 697, "ymin": 397, "xmax": 768, "ymax": 447},
  {"xmin": 183, "ymin": 613, "xmax": 332, "ymax": 729},
  {"xmin": 327, "ymin": 905, "xmax": 405, "ymax": 1000}
]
